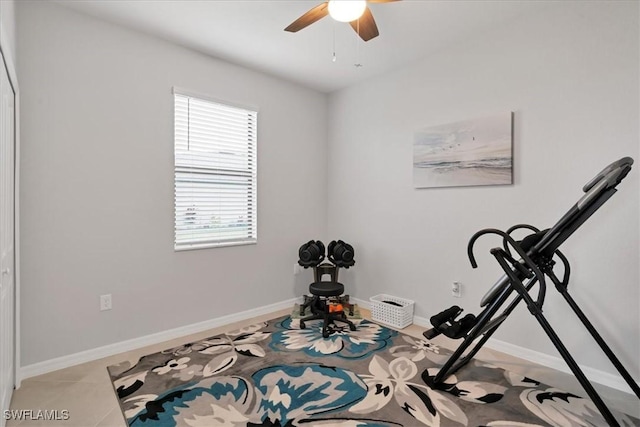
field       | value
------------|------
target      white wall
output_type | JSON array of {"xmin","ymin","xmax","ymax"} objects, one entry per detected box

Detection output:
[
  {"xmin": 0, "ymin": 0, "xmax": 16, "ymax": 64},
  {"xmin": 328, "ymin": 1, "xmax": 639, "ymax": 379},
  {"xmin": 17, "ymin": 1, "xmax": 328, "ymax": 365},
  {"xmin": 17, "ymin": 0, "xmax": 640, "ymax": 381}
]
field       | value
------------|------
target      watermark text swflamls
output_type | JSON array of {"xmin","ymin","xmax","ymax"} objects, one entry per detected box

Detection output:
[{"xmin": 3, "ymin": 409, "xmax": 70, "ymax": 421}]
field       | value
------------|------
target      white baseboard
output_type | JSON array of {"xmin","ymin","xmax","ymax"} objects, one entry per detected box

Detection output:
[
  {"xmin": 19, "ymin": 297, "xmax": 300, "ymax": 382},
  {"xmin": 355, "ymin": 298, "xmax": 636, "ymax": 395},
  {"xmin": 21, "ymin": 296, "xmax": 636, "ymax": 396},
  {"xmin": 352, "ymin": 297, "xmax": 371, "ymax": 310},
  {"xmin": 482, "ymin": 338, "xmax": 637, "ymax": 394}
]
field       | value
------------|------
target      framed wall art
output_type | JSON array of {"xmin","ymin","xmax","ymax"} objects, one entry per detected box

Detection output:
[{"xmin": 413, "ymin": 112, "xmax": 513, "ymax": 188}]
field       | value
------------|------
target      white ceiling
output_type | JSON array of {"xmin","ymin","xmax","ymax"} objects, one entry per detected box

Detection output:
[{"xmin": 55, "ymin": 0, "xmax": 550, "ymax": 93}]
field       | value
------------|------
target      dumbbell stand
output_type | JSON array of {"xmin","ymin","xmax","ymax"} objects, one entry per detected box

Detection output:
[
  {"xmin": 299, "ymin": 263, "xmax": 340, "ymax": 317},
  {"xmin": 300, "ymin": 294, "xmax": 354, "ymax": 318},
  {"xmin": 298, "ymin": 262, "xmax": 357, "ymax": 337},
  {"xmin": 313, "ymin": 262, "xmax": 339, "ymax": 282}
]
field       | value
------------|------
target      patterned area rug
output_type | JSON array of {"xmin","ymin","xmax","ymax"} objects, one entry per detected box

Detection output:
[{"xmin": 107, "ymin": 316, "xmax": 636, "ymax": 426}]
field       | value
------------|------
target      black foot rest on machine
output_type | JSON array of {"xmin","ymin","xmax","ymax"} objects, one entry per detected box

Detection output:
[{"xmin": 423, "ymin": 305, "xmax": 477, "ymax": 340}]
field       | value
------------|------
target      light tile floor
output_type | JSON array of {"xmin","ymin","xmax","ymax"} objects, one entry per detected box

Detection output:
[{"xmin": 7, "ymin": 308, "xmax": 639, "ymax": 426}]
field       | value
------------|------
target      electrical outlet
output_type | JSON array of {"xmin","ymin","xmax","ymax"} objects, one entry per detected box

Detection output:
[
  {"xmin": 452, "ymin": 282, "xmax": 461, "ymax": 298},
  {"xmin": 100, "ymin": 294, "xmax": 112, "ymax": 311}
]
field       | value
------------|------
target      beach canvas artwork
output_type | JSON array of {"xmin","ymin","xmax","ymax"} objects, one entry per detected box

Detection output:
[{"xmin": 413, "ymin": 113, "xmax": 513, "ymax": 188}]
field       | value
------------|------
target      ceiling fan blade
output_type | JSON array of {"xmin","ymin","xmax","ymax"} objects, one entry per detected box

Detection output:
[
  {"xmin": 284, "ymin": 2, "xmax": 329, "ymax": 33},
  {"xmin": 350, "ymin": 7, "xmax": 379, "ymax": 42}
]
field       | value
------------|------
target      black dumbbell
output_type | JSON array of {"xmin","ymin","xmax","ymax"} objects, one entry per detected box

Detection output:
[
  {"xmin": 298, "ymin": 240, "xmax": 325, "ymax": 268},
  {"xmin": 328, "ymin": 240, "xmax": 355, "ymax": 268}
]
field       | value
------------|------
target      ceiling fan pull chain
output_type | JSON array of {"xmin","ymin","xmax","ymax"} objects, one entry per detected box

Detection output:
[
  {"xmin": 332, "ymin": 22, "xmax": 337, "ymax": 62},
  {"xmin": 355, "ymin": 19, "xmax": 363, "ymax": 68}
]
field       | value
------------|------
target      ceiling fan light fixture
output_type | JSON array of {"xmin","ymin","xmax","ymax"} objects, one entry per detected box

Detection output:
[{"xmin": 328, "ymin": 0, "xmax": 367, "ymax": 23}]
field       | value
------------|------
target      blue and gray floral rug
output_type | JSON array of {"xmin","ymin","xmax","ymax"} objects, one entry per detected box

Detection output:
[{"xmin": 107, "ymin": 316, "xmax": 636, "ymax": 426}]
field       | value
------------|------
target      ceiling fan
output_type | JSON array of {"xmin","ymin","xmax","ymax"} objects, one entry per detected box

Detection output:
[{"xmin": 284, "ymin": 0, "xmax": 401, "ymax": 42}]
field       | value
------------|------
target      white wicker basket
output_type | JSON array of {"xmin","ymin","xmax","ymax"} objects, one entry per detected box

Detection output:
[{"xmin": 370, "ymin": 294, "xmax": 414, "ymax": 329}]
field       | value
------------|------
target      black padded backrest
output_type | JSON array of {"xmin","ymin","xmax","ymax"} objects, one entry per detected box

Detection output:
[
  {"xmin": 582, "ymin": 157, "xmax": 633, "ymax": 193},
  {"xmin": 479, "ymin": 158, "xmax": 633, "ymax": 309},
  {"xmin": 533, "ymin": 157, "xmax": 633, "ymax": 257},
  {"xmin": 480, "ymin": 274, "xmax": 508, "ymax": 307},
  {"xmin": 519, "ymin": 230, "xmax": 547, "ymax": 252}
]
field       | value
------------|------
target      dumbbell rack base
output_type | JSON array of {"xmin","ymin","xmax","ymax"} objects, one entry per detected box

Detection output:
[{"xmin": 300, "ymin": 294, "xmax": 354, "ymax": 317}]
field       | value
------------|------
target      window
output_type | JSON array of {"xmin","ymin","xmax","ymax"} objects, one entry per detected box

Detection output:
[{"xmin": 174, "ymin": 89, "xmax": 258, "ymax": 250}]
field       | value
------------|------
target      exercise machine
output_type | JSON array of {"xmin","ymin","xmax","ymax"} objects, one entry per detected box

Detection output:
[
  {"xmin": 422, "ymin": 157, "xmax": 638, "ymax": 426},
  {"xmin": 297, "ymin": 240, "xmax": 357, "ymax": 338}
]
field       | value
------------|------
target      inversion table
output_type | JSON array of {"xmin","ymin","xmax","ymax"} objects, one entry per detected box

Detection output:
[{"xmin": 423, "ymin": 157, "xmax": 638, "ymax": 426}]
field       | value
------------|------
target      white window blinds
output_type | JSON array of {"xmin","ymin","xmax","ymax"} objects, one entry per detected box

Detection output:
[{"xmin": 174, "ymin": 92, "xmax": 258, "ymax": 250}]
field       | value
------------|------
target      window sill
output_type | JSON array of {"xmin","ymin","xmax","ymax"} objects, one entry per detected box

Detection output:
[{"xmin": 174, "ymin": 240, "xmax": 257, "ymax": 252}]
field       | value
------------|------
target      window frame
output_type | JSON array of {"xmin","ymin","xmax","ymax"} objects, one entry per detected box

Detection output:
[{"xmin": 173, "ymin": 87, "xmax": 258, "ymax": 251}]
